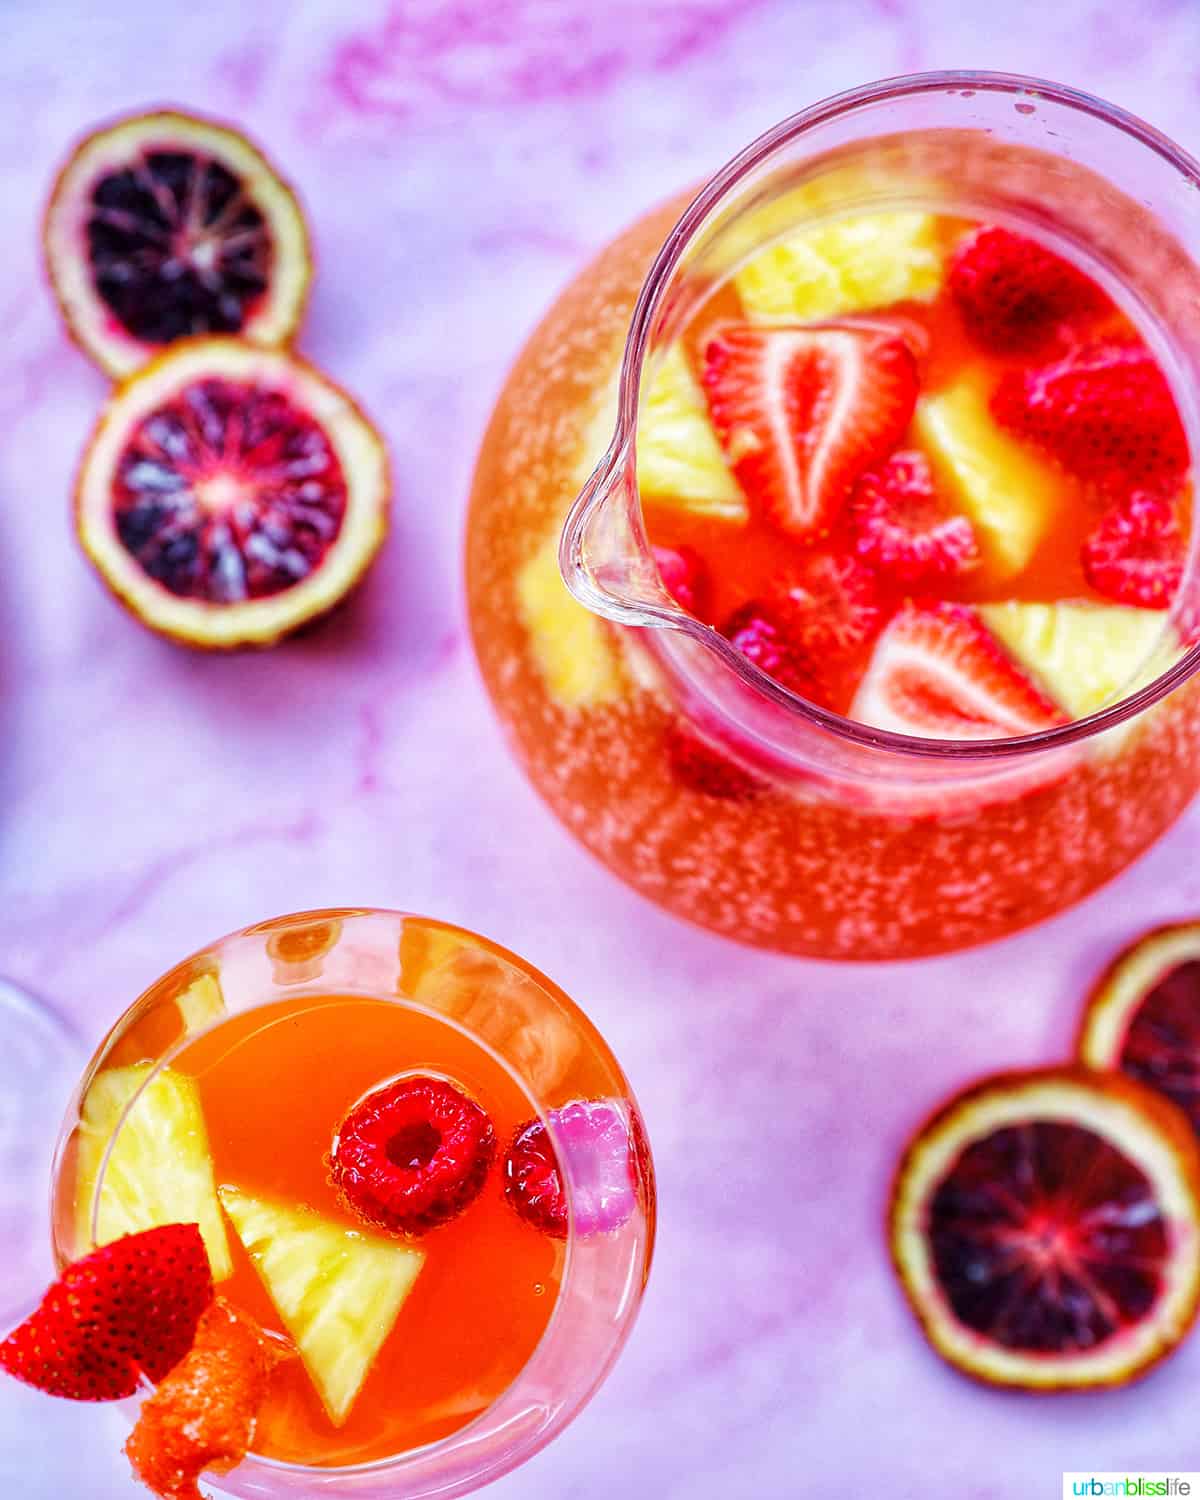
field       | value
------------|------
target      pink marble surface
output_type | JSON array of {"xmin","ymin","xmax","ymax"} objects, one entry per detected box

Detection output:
[{"xmin": 6, "ymin": 2, "xmax": 1200, "ymax": 1495}]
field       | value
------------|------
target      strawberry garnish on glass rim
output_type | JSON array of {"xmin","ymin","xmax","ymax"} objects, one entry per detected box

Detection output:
[
  {"xmin": 851, "ymin": 601, "xmax": 1067, "ymax": 741},
  {"xmin": 0, "ymin": 1224, "xmax": 212, "ymax": 1402},
  {"xmin": 701, "ymin": 322, "xmax": 918, "ymax": 540}
]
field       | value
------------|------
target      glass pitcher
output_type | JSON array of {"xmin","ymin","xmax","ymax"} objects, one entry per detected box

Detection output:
[{"xmin": 467, "ymin": 71, "xmax": 1200, "ymax": 960}]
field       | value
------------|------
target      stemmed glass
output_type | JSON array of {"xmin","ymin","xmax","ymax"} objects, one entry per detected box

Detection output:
[{"xmin": 11, "ymin": 909, "xmax": 654, "ymax": 1499}]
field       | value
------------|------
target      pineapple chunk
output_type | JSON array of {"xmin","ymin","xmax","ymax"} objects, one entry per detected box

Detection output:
[
  {"xmin": 573, "ymin": 364, "xmax": 621, "ymax": 491},
  {"xmin": 575, "ymin": 348, "xmax": 747, "ymax": 520},
  {"xmin": 735, "ymin": 212, "xmax": 944, "ymax": 323},
  {"xmin": 175, "ymin": 971, "xmax": 225, "ymax": 1033},
  {"xmin": 915, "ymin": 378, "xmax": 1060, "ymax": 576},
  {"xmin": 219, "ymin": 1188, "xmax": 424, "ymax": 1427},
  {"xmin": 979, "ymin": 601, "xmax": 1177, "ymax": 718},
  {"xmin": 638, "ymin": 345, "xmax": 747, "ymax": 518},
  {"xmin": 74, "ymin": 1065, "xmax": 233, "ymax": 1279},
  {"xmin": 516, "ymin": 531, "xmax": 623, "ymax": 708}
]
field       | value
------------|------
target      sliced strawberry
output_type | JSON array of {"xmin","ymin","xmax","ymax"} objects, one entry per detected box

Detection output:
[
  {"xmin": 0, "ymin": 1225, "xmax": 212, "ymax": 1401},
  {"xmin": 827, "ymin": 311, "xmax": 932, "ymax": 363},
  {"xmin": 992, "ymin": 340, "xmax": 1188, "ymax": 497},
  {"xmin": 850, "ymin": 450, "xmax": 979, "ymax": 585},
  {"xmin": 1082, "ymin": 491, "xmax": 1185, "ymax": 609},
  {"xmin": 771, "ymin": 552, "xmax": 883, "ymax": 654},
  {"xmin": 949, "ymin": 225, "xmax": 1109, "ymax": 353},
  {"xmin": 653, "ymin": 543, "xmax": 710, "ymax": 617},
  {"xmin": 701, "ymin": 323, "xmax": 918, "ymax": 538},
  {"xmin": 663, "ymin": 723, "xmax": 762, "ymax": 801},
  {"xmin": 851, "ymin": 601, "xmax": 1067, "ymax": 740},
  {"xmin": 721, "ymin": 600, "xmax": 826, "ymax": 699}
]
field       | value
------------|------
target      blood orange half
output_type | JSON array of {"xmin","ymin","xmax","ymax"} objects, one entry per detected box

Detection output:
[
  {"xmin": 889, "ymin": 1066, "xmax": 1200, "ymax": 1390},
  {"xmin": 75, "ymin": 338, "xmax": 388, "ymax": 648},
  {"xmin": 1079, "ymin": 922, "xmax": 1200, "ymax": 1137},
  {"xmin": 44, "ymin": 110, "xmax": 311, "ymax": 378}
]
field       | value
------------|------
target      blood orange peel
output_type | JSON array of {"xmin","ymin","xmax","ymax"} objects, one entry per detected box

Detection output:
[
  {"xmin": 889, "ymin": 1066, "xmax": 1200, "ymax": 1391},
  {"xmin": 125, "ymin": 1297, "xmax": 290, "ymax": 1500},
  {"xmin": 44, "ymin": 109, "xmax": 311, "ymax": 379},
  {"xmin": 1079, "ymin": 922, "xmax": 1200, "ymax": 1137},
  {"xmin": 75, "ymin": 337, "xmax": 389, "ymax": 648}
]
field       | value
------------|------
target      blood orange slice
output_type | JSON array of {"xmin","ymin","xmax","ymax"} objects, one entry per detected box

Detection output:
[
  {"xmin": 889, "ymin": 1066, "xmax": 1200, "ymax": 1390},
  {"xmin": 75, "ymin": 338, "xmax": 388, "ymax": 648},
  {"xmin": 45, "ymin": 110, "xmax": 311, "ymax": 378},
  {"xmin": 1079, "ymin": 922, "xmax": 1200, "ymax": 1137}
]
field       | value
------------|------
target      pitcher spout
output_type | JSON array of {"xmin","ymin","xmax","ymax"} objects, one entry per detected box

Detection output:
[{"xmin": 560, "ymin": 432, "xmax": 689, "ymax": 630}]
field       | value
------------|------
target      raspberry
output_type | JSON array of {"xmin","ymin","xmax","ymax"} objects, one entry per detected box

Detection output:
[
  {"xmin": 663, "ymin": 723, "xmax": 763, "ymax": 802},
  {"xmin": 771, "ymin": 551, "xmax": 883, "ymax": 654},
  {"xmin": 330, "ymin": 1075, "xmax": 495, "ymax": 1235},
  {"xmin": 505, "ymin": 1100, "xmax": 638, "ymax": 1240},
  {"xmin": 652, "ymin": 543, "xmax": 710, "ymax": 617},
  {"xmin": 722, "ymin": 600, "xmax": 826, "ymax": 700},
  {"xmin": 1081, "ymin": 491, "xmax": 1185, "ymax": 609},
  {"xmin": 949, "ymin": 225, "xmax": 1109, "ymax": 353},
  {"xmin": 992, "ymin": 341, "xmax": 1188, "ymax": 498},
  {"xmin": 850, "ymin": 450, "xmax": 979, "ymax": 585}
]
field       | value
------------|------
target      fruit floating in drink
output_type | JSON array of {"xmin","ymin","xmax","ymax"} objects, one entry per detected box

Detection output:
[
  {"xmin": 2, "ymin": 912, "xmax": 653, "ymax": 1499},
  {"xmin": 467, "ymin": 75, "xmax": 1200, "ymax": 959},
  {"xmin": 643, "ymin": 223, "xmax": 1188, "ymax": 724}
]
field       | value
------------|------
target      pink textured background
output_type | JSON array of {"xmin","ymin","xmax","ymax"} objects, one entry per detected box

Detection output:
[{"xmin": 5, "ymin": 2, "xmax": 1200, "ymax": 1495}]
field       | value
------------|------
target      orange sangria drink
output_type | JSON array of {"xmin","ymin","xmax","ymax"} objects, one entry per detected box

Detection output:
[
  {"xmin": 3, "ymin": 911, "xmax": 653, "ymax": 1500},
  {"xmin": 467, "ymin": 72, "xmax": 1200, "ymax": 960}
]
